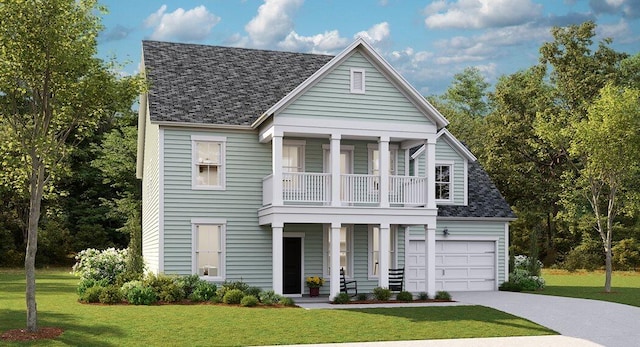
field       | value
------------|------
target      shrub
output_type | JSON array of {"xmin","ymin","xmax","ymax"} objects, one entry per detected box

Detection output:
[
  {"xmin": 176, "ymin": 274, "xmax": 202, "ymax": 297},
  {"xmin": 221, "ymin": 280, "xmax": 249, "ymax": 293},
  {"xmin": 223, "ymin": 289, "xmax": 245, "ymax": 304},
  {"xmin": 80, "ymin": 286, "xmax": 103, "ymax": 303},
  {"xmin": 245, "ymin": 286, "xmax": 262, "ymax": 299},
  {"xmin": 372, "ymin": 287, "xmax": 392, "ymax": 301},
  {"xmin": 124, "ymin": 283, "xmax": 157, "ymax": 305},
  {"xmin": 613, "ymin": 238, "xmax": 640, "ymax": 271},
  {"xmin": 99, "ymin": 285, "xmax": 123, "ymax": 304},
  {"xmin": 332, "ymin": 292, "xmax": 350, "ymax": 304},
  {"xmin": 189, "ymin": 281, "xmax": 217, "ymax": 302},
  {"xmin": 563, "ymin": 239, "xmax": 603, "ymax": 272},
  {"xmin": 120, "ymin": 280, "xmax": 143, "ymax": 297},
  {"xmin": 144, "ymin": 273, "xmax": 185, "ymax": 302},
  {"xmin": 240, "ymin": 295, "xmax": 259, "ymax": 307},
  {"xmin": 396, "ymin": 291, "xmax": 413, "ymax": 302},
  {"xmin": 435, "ymin": 291, "xmax": 452, "ymax": 301},
  {"xmin": 259, "ymin": 290, "xmax": 281, "ymax": 305},
  {"xmin": 508, "ymin": 254, "xmax": 545, "ymax": 291},
  {"xmin": 418, "ymin": 292, "xmax": 429, "ymax": 301},
  {"xmin": 499, "ymin": 280, "xmax": 523, "ymax": 292},
  {"xmin": 281, "ymin": 297, "xmax": 296, "ymax": 307},
  {"xmin": 77, "ymin": 278, "xmax": 109, "ymax": 296},
  {"xmin": 72, "ymin": 248, "xmax": 128, "ymax": 285},
  {"xmin": 356, "ymin": 293, "xmax": 368, "ymax": 301}
]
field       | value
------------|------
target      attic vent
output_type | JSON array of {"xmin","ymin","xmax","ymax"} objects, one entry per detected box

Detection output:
[{"xmin": 350, "ymin": 68, "xmax": 365, "ymax": 94}]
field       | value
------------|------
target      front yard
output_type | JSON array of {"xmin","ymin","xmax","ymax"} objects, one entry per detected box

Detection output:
[
  {"xmin": 0, "ymin": 269, "xmax": 554, "ymax": 346},
  {"xmin": 535, "ymin": 269, "xmax": 640, "ymax": 307}
]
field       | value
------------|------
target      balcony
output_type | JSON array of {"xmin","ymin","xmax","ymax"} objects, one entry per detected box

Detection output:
[{"xmin": 263, "ymin": 172, "xmax": 427, "ymax": 207}]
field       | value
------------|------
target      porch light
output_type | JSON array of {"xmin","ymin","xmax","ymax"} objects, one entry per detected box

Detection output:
[{"xmin": 443, "ymin": 227, "xmax": 449, "ymax": 236}]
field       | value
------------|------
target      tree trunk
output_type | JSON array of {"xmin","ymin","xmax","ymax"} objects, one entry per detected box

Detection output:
[
  {"xmin": 25, "ymin": 157, "xmax": 45, "ymax": 332},
  {"xmin": 604, "ymin": 242, "xmax": 612, "ymax": 293}
]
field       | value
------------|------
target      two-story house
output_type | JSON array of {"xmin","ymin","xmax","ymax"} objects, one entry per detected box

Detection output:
[{"xmin": 136, "ymin": 38, "xmax": 515, "ymax": 299}]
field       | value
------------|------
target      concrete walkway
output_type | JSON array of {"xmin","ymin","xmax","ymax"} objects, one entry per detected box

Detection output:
[{"xmin": 453, "ymin": 291, "xmax": 640, "ymax": 347}]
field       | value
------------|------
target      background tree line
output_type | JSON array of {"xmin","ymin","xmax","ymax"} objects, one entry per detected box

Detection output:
[{"xmin": 431, "ymin": 21, "xmax": 640, "ymax": 282}]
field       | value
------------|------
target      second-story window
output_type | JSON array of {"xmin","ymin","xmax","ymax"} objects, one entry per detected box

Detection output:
[
  {"xmin": 282, "ymin": 141, "xmax": 305, "ymax": 191},
  {"xmin": 192, "ymin": 136, "xmax": 226, "ymax": 190},
  {"xmin": 435, "ymin": 165, "xmax": 452, "ymax": 200}
]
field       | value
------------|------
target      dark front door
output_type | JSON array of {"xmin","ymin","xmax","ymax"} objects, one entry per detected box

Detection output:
[{"xmin": 283, "ymin": 237, "xmax": 302, "ymax": 294}]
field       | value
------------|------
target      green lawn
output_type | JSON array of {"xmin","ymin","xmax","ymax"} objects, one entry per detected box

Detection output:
[
  {"xmin": 0, "ymin": 269, "xmax": 555, "ymax": 346},
  {"xmin": 535, "ymin": 269, "xmax": 640, "ymax": 307}
]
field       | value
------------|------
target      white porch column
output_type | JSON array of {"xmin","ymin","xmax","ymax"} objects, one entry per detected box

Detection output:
[
  {"xmin": 378, "ymin": 223, "xmax": 390, "ymax": 288},
  {"xmin": 329, "ymin": 222, "xmax": 341, "ymax": 299},
  {"xmin": 272, "ymin": 134, "xmax": 284, "ymax": 206},
  {"xmin": 426, "ymin": 139, "xmax": 436, "ymax": 209},
  {"xmin": 330, "ymin": 134, "xmax": 341, "ymax": 207},
  {"xmin": 272, "ymin": 223, "xmax": 284, "ymax": 295},
  {"xmin": 425, "ymin": 225, "xmax": 436, "ymax": 298},
  {"xmin": 379, "ymin": 136, "xmax": 390, "ymax": 208}
]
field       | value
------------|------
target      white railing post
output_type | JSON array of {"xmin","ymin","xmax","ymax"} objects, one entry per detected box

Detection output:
[
  {"xmin": 272, "ymin": 135, "xmax": 283, "ymax": 206},
  {"xmin": 379, "ymin": 136, "xmax": 389, "ymax": 208},
  {"xmin": 330, "ymin": 134, "xmax": 341, "ymax": 206}
]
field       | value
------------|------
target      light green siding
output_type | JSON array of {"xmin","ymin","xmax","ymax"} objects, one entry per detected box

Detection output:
[
  {"xmin": 435, "ymin": 140, "xmax": 465, "ymax": 205},
  {"xmin": 161, "ymin": 127, "xmax": 273, "ymax": 288},
  {"xmin": 279, "ymin": 51, "xmax": 432, "ymax": 126},
  {"xmin": 141, "ymin": 114, "xmax": 160, "ymax": 273}
]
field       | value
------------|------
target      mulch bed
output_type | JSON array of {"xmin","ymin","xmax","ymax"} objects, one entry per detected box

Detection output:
[{"xmin": 1, "ymin": 327, "xmax": 64, "ymax": 342}]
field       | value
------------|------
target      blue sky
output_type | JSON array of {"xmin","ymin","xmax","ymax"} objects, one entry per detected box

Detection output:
[{"xmin": 98, "ymin": 0, "xmax": 640, "ymax": 95}]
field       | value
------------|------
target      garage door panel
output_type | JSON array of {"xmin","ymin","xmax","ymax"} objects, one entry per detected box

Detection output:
[
  {"xmin": 440, "ymin": 255, "xmax": 470, "ymax": 266},
  {"xmin": 469, "ymin": 268, "xmax": 495, "ymax": 278},
  {"xmin": 469, "ymin": 254, "xmax": 494, "ymax": 265},
  {"xmin": 468, "ymin": 242, "xmax": 495, "ymax": 252}
]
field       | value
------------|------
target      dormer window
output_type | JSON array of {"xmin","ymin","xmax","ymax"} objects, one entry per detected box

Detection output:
[{"xmin": 350, "ymin": 68, "xmax": 365, "ymax": 94}]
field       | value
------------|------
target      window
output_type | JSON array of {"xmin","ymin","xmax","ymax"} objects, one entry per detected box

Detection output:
[
  {"xmin": 192, "ymin": 136, "xmax": 226, "ymax": 189},
  {"xmin": 435, "ymin": 164, "xmax": 452, "ymax": 200},
  {"xmin": 369, "ymin": 226, "xmax": 397, "ymax": 277},
  {"xmin": 193, "ymin": 222, "xmax": 225, "ymax": 279},
  {"xmin": 324, "ymin": 226, "xmax": 353, "ymax": 277},
  {"xmin": 350, "ymin": 68, "xmax": 365, "ymax": 94}
]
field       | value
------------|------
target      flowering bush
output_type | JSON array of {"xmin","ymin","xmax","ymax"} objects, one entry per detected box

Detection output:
[
  {"xmin": 305, "ymin": 276, "xmax": 325, "ymax": 288},
  {"xmin": 72, "ymin": 248, "xmax": 128, "ymax": 285},
  {"xmin": 501, "ymin": 255, "xmax": 545, "ymax": 291}
]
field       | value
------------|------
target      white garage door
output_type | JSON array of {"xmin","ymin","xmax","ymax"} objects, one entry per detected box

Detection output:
[
  {"xmin": 436, "ymin": 241, "xmax": 496, "ymax": 291},
  {"xmin": 405, "ymin": 240, "xmax": 496, "ymax": 292}
]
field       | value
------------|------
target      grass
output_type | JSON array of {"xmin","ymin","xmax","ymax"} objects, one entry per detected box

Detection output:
[
  {"xmin": 535, "ymin": 269, "xmax": 640, "ymax": 307},
  {"xmin": 0, "ymin": 268, "xmax": 555, "ymax": 346}
]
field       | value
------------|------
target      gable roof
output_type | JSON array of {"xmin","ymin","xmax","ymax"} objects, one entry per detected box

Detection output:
[
  {"xmin": 254, "ymin": 38, "xmax": 448, "ymax": 129},
  {"xmin": 142, "ymin": 41, "xmax": 333, "ymax": 126},
  {"xmin": 438, "ymin": 161, "xmax": 515, "ymax": 219}
]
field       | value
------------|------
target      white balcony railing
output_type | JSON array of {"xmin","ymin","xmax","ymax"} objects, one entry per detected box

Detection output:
[
  {"xmin": 263, "ymin": 172, "xmax": 427, "ymax": 206},
  {"xmin": 282, "ymin": 172, "xmax": 331, "ymax": 203}
]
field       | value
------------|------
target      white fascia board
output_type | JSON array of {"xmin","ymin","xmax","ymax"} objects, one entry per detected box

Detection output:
[
  {"xmin": 436, "ymin": 128, "xmax": 477, "ymax": 162},
  {"xmin": 136, "ymin": 92, "xmax": 148, "ymax": 179},
  {"xmin": 437, "ymin": 216, "xmax": 517, "ymax": 222},
  {"xmin": 252, "ymin": 37, "xmax": 449, "ymax": 130},
  {"xmin": 153, "ymin": 121, "xmax": 253, "ymax": 131},
  {"xmin": 411, "ymin": 145, "xmax": 425, "ymax": 160}
]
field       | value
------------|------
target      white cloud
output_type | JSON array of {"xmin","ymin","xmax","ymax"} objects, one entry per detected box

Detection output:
[
  {"xmin": 278, "ymin": 30, "xmax": 349, "ymax": 54},
  {"xmin": 424, "ymin": 0, "xmax": 543, "ymax": 29},
  {"xmin": 245, "ymin": 0, "xmax": 303, "ymax": 48},
  {"xmin": 354, "ymin": 22, "xmax": 390, "ymax": 45},
  {"xmin": 144, "ymin": 5, "xmax": 220, "ymax": 41}
]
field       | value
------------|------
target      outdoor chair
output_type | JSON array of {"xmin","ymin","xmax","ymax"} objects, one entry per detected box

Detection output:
[{"xmin": 340, "ymin": 267, "xmax": 357, "ymax": 297}]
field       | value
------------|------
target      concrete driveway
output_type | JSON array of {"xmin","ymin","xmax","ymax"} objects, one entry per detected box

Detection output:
[{"xmin": 453, "ymin": 291, "xmax": 640, "ymax": 347}]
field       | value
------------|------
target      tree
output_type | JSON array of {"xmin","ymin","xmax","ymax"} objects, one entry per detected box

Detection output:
[
  {"xmin": 568, "ymin": 84, "xmax": 640, "ymax": 292},
  {"xmin": 0, "ymin": 0, "xmax": 141, "ymax": 331}
]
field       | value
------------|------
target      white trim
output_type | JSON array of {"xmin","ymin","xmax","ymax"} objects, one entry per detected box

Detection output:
[
  {"xmin": 504, "ymin": 222, "xmax": 510, "ymax": 283},
  {"xmin": 437, "ymin": 216, "xmax": 517, "ymax": 222},
  {"xmin": 435, "ymin": 161, "xmax": 454, "ymax": 204},
  {"xmin": 350, "ymin": 68, "xmax": 366, "ymax": 94},
  {"xmin": 463, "ymin": 160, "xmax": 469, "ymax": 206},
  {"xmin": 154, "ymin": 120, "xmax": 253, "ymax": 131},
  {"xmin": 436, "ymin": 128, "xmax": 477, "ymax": 162},
  {"xmin": 191, "ymin": 135, "xmax": 227, "ymax": 190},
  {"xmin": 191, "ymin": 220, "xmax": 226, "ymax": 281},
  {"xmin": 136, "ymin": 93, "xmax": 148, "ymax": 179},
  {"xmin": 259, "ymin": 205, "xmax": 438, "ymax": 226},
  {"xmin": 252, "ymin": 38, "xmax": 448, "ymax": 129},
  {"xmin": 276, "ymin": 117, "xmax": 438, "ymax": 140},
  {"xmin": 158, "ymin": 128, "xmax": 165, "ymax": 273}
]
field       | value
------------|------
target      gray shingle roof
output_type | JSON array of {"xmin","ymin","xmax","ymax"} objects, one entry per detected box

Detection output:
[
  {"xmin": 438, "ymin": 161, "xmax": 515, "ymax": 219},
  {"xmin": 142, "ymin": 41, "xmax": 334, "ymax": 126}
]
